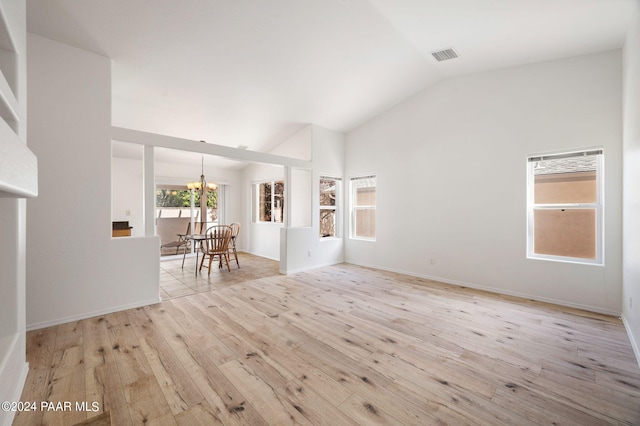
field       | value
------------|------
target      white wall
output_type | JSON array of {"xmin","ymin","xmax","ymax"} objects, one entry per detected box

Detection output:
[
  {"xmin": 280, "ymin": 125, "xmax": 345, "ymax": 273},
  {"xmin": 622, "ymin": 4, "xmax": 640, "ymax": 364},
  {"xmin": 112, "ymin": 156, "xmax": 144, "ymax": 237},
  {"xmin": 112, "ymin": 154, "xmax": 244, "ymax": 240},
  {"xmin": 0, "ymin": 201, "xmax": 29, "ymax": 426},
  {"xmin": 242, "ymin": 162, "xmax": 284, "ymax": 260},
  {"xmin": 290, "ymin": 168, "xmax": 312, "ymax": 227},
  {"xmin": 0, "ymin": 2, "xmax": 29, "ymax": 424},
  {"xmin": 270, "ymin": 124, "xmax": 312, "ymax": 161},
  {"xmin": 240, "ymin": 123, "xmax": 345, "ymax": 270},
  {"xmin": 345, "ymin": 50, "xmax": 623, "ymax": 315},
  {"xmin": 26, "ymin": 34, "xmax": 160, "ymax": 329},
  {"xmin": 155, "ymin": 159, "xmax": 241, "ymax": 189}
]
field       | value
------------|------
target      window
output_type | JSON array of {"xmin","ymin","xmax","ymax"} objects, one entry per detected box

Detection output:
[
  {"xmin": 320, "ymin": 177, "xmax": 341, "ymax": 238},
  {"xmin": 156, "ymin": 187, "xmax": 218, "ymax": 218},
  {"xmin": 527, "ymin": 149, "xmax": 603, "ymax": 264},
  {"xmin": 350, "ymin": 175, "xmax": 376, "ymax": 240},
  {"xmin": 156, "ymin": 184, "xmax": 219, "ymax": 256},
  {"xmin": 256, "ymin": 180, "xmax": 284, "ymax": 223},
  {"xmin": 156, "ymin": 185, "xmax": 218, "ymax": 222}
]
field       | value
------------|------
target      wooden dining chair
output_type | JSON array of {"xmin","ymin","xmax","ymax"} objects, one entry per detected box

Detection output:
[
  {"xmin": 199, "ymin": 225, "xmax": 233, "ymax": 275},
  {"xmin": 228, "ymin": 222, "xmax": 241, "ymax": 268}
]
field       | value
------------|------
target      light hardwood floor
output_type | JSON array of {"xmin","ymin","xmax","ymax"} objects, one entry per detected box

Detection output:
[{"xmin": 16, "ymin": 255, "xmax": 640, "ymax": 425}]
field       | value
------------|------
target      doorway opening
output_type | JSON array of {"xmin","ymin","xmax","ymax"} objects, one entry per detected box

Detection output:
[{"xmin": 157, "ymin": 185, "xmax": 219, "ymax": 257}]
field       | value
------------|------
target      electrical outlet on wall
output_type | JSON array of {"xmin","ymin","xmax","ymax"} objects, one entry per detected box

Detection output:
[{"xmin": 631, "ymin": 297, "xmax": 633, "ymax": 309}]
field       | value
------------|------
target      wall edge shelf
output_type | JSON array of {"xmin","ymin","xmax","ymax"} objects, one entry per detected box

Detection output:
[{"xmin": 0, "ymin": 117, "xmax": 36, "ymax": 198}]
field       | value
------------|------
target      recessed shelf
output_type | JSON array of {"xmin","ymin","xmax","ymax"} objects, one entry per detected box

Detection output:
[
  {"xmin": 0, "ymin": 64, "xmax": 18, "ymax": 123},
  {"xmin": 0, "ymin": 1, "xmax": 33, "ymax": 198},
  {"xmin": 0, "ymin": 3, "xmax": 17, "ymax": 99},
  {"xmin": 0, "ymin": 116, "xmax": 37, "ymax": 198}
]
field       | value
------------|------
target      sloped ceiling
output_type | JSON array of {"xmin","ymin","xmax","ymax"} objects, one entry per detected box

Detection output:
[{"xmin": 27, "ymin": 0, "xmax": 634, "ymax": 160}]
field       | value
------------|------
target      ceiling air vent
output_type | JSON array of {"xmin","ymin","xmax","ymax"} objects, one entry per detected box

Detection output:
[{"xmin": 431, "ymin": 48, "xmax": 458, "ymax": 62}]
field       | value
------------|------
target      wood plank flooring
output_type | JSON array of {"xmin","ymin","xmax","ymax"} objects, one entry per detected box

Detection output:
[{"xmin": 15, "ymin": 255, "xmax": 640, "ymax": 425}]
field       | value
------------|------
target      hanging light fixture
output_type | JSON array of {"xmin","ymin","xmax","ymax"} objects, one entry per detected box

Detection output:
[
  {"xmin": 187, "ymin": 157, "xmax": 217, "ymax": 192},
  {"xmin": 187, "ymin": 156, "xmax": 217, "ymax": 227}
]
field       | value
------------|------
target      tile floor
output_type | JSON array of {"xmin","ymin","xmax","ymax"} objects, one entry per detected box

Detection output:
[{"xmin": 159, "ymin": 252, "xmax": 280, "ymax": 300}]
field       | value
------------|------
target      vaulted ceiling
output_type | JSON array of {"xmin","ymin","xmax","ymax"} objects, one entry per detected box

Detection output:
[{"xmin": 27, "ymin": 0, "xmax": 635, "ymax": 158}]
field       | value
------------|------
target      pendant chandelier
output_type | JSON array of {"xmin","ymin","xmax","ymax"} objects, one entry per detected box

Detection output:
[
  {"xmin": 187, "ymin": 157, "xmax": 217, "ymax": 192},
  {"xmin": 187, "ymin": 156, "xmax": 216, "ymax": 226}
]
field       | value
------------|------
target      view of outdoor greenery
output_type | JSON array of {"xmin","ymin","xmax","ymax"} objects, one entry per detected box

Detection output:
[
  {"xmin": 320, "ymin": 178, "xmax": 337, "ymax": 237},
  {"xmin": 156, "ymin": 187, "xmax": 219, "ymax": 253},
  {"xmin": 259, "ymin": 181, "xmax": 284, "ymax": 223},
  {"xmin": 156, "ymin": 188, "xmax": 217, "ymax": 209}
]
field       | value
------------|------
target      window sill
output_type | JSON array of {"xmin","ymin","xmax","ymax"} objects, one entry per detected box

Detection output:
[{"xmin": 527, "ymin": 254, "xmax": 603, "ymax": 267}]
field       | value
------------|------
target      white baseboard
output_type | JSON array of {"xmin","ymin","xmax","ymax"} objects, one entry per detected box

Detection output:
[
  {"xmin": 26, "ymin": 297, "xmax": 162, "ymax": 331},
  {"xmin": 280, "ymin": 261, "xmax": 342, "ymax": 275},
  {"xmin": 2, "ymin": 361, "xmax": 29, "ymax": 426},
  {"xmin": 621, "ymin": 314, "xmax": 640, "ymax": 369},
  {"xmin": 0, "ymin": 334, "xmax": 29, "ymax": 426},
  {"xmin": 246, "ymin": 250, "xmax": 279, "ymax": 262},
  {"xmin": 346, "ymin": 260, "xmax": 620, "ymax": 317}
]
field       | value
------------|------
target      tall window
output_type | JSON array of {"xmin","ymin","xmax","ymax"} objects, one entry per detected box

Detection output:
[
  {"xmin": 527, "ymin": 149, "xmax": 603, "ymax": 264},
  {"xmin": 320, "ymin": 177, "xmax": 341, "ymax": 238},
  {"xmin": 257, "ymin": 180, "xmax": 284, "ymax": 223},
  {"xmin": 350, "ymin": 175, "xmax": 376, "ymax": 240}
]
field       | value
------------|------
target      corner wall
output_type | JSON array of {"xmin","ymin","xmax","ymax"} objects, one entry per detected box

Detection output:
[
  {"xmin": 0, "ymin": 2, "xmax": 30, "ymax": 424},
  {"xmin": 345, "ymin": 50, "xmax": 623, "ymax": 315},
  {"xmin": 239, "ymin": 124, "xmax": 345, "ymax": 270},
  {"xmin": 280, "ymin": 125, "xmax": 345, "ymax": 273},
  {"xmin": 26, "ymin": 34, "xmax": 160, "ymax": 329},
  {"xmin": 622, "ymin": 4, "xmax": 640, "ymax": 364},
  {"xmin": 240, "ymin": 125, "xmax": 312, "ymax": 261},
  {"xmin": 242, "ymin": 162, "xmax": 285, "ymax": 260}
]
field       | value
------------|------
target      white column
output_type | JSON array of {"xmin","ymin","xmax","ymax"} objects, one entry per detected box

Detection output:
[
  {"xmin": 284, "ymin": 165, "xmax": 292, "ymax": 227},
  {"xmin": 143, "ymin": 145, "xmax": 155, "ymax": 237},
  {"xmin": 200, "ymin": 188, "xmax": 208, "ymax": 230},
  {"xmin": 190, "ymin": 189, "xmax": 195, "ymax": 235}
]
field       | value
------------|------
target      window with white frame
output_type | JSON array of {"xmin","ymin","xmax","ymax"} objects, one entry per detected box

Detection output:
[
  {"xmin": 320, "ymin": 176, "xmax": 341, "ymax": 238},
  {"xmin": 350, "ymin": 175, "xmax": 376, "ymax": 240},
  {"xmin": 527, "ymin": 148, "xmax": 603, "ymax": 264},
  {"xmin": 256, "ymin": 180, "xmax": 284, "ymax": 223}
]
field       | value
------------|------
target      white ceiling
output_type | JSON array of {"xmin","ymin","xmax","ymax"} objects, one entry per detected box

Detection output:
[{"xmin": 28, "ymin": 0, "xmax": 635, "ymax": 165}]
